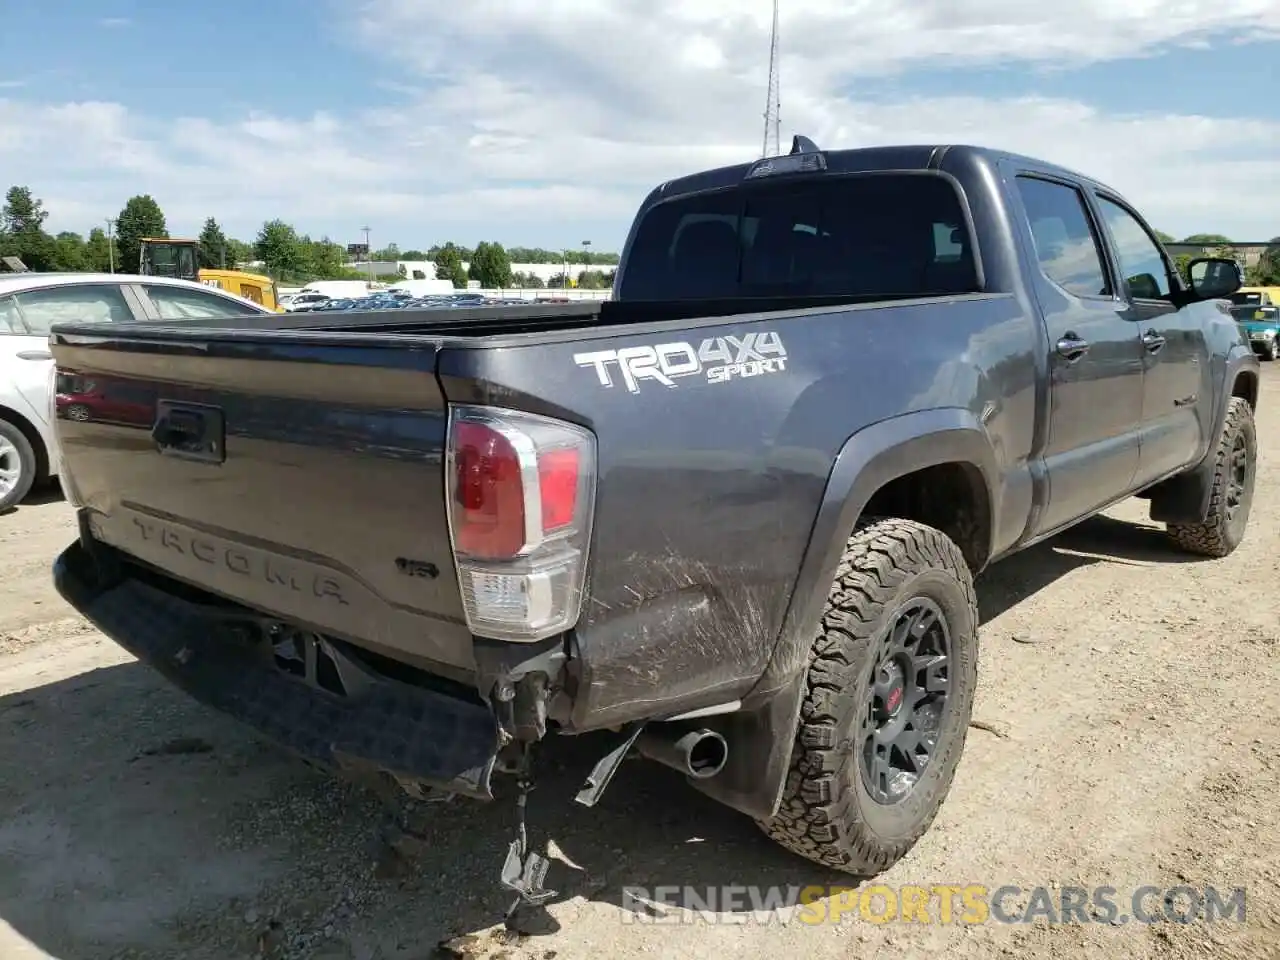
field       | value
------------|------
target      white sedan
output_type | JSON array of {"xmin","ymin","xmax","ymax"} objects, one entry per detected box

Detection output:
[{"xmin": 0, "ymin": 272, "xmax": 273, "ymax": 511}]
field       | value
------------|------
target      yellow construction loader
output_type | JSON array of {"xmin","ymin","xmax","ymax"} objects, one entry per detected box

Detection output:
[{"xmin": 138, "ymin": 238, "xmax": 283, "ymax": 311}]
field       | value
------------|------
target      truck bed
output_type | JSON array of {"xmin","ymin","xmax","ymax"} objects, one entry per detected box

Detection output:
[
  {"xmin": 50, "ymin": 287, "xmax": 1020, "ymax": 710},
  {"xmin": 121, "ymin": 293, "xmax": 961, "ymax": 339}
]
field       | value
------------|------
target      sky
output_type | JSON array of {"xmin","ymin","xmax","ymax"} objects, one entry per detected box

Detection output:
[{"xmin": 0, "ymin": 0, "xmax": 1277, "ymax": 252}]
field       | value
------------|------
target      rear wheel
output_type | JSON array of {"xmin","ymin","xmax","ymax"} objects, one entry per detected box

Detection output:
[
  {"xmin": 0, "ymin": 419, "xmax": 37, "ymax": 512},
  {"xmin": 1167, "ymin": 397, "xmax": 1256, "ymax": 558},
  {"xmin": 760, "ymin": 517, "xmax": 979, "ymax": 875},
  {"xmin": 1262, "ymin": 340, "xmax": 1277, "ymax": 361}
]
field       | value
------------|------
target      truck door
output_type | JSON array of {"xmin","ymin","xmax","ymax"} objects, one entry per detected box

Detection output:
[
  {"xmin": 1090, "ymin": 194, "xmax": 1211, "ymax": 486},
  {"xmin": 1009, "ymin": 174, "xmax": 1144, "ymax": 535}
]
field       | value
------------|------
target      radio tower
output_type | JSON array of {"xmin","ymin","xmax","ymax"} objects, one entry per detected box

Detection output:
[{"xmin": 761, "ymin": 0, "xmax": 781, "ymax": 157}]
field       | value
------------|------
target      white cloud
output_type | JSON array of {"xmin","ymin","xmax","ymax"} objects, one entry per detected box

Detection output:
[
  {"xmin": 98, "ymin": 17, "xmax": 131, "ymax": 28},
  {"xmin": 2, "ymin": 1, "xmax": 1279, "ymax": 246}
]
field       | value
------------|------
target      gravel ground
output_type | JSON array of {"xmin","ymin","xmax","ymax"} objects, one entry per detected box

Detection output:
[{"xmin": 2, "ymin": 367, "xmax": 1278, "ymax": 960}]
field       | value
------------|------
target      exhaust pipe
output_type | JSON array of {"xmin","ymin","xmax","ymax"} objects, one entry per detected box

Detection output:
[{"xmin": 636, "ymin": 725, "xmax": 728, "ymax": 780}]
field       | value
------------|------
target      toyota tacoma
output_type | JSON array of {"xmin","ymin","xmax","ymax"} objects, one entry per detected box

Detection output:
[{"xmin": 49, "ymin": 140, "xmax": 1259, "ymax": 915}]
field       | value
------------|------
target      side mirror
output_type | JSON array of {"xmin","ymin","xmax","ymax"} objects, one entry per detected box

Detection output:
[
  {"xmin": 1127, "ymin": 273, "xmax": 1162, "ymax": 299},
  {"xmin": 1187, "ymin": 257, "xmax": 1243, "ymax": 301}
]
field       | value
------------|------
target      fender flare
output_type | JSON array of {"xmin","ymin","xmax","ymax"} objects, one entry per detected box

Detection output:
[{"xmin": 687, "ymin": 407, "xmax": 999, "ymax": 820}]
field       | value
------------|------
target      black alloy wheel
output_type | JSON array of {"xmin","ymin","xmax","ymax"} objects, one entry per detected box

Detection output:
[{"xmin": 859, "ymin": 598, "xmax": 951, "ymax": 804}]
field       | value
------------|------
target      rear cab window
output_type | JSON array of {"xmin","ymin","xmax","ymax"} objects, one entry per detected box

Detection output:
[{"xmin": 618, "ymin": 173, "xmax": 980, "ymax": 301}]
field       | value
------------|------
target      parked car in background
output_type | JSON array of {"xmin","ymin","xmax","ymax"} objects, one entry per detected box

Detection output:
[
  {"xmin": 296, "ymin": 280, "xmax": 371, "ymax": 300},
  {"xmin": 0, "ymin": 273, "xmax": 273, "ymax": 511},
  {"xmin": 1230, "ymin": 288, "xmax": 1280, "ymax": 360},
  {"xmin": 281, "ymin": 291, "xmax": 331, "ymax": 312}
]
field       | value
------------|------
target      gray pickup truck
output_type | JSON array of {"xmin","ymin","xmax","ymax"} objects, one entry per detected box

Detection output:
[{"xmin": 50, "ymin": 139, "xmax": 1258, "ymax": 913}]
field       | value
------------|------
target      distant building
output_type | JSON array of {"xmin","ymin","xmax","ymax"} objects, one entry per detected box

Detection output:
[
  {"xmin": 1164, "ymin": 242, "xmax": 1272, "ymax": 269},
  {"xmin": 348, "ymin": 259, "xmax": 433, "ymax": 279}
]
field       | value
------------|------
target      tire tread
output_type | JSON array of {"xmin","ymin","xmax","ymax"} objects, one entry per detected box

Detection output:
[{"xmin": 760, "ymin": 517, "xmax": 978, "ymax": 874}]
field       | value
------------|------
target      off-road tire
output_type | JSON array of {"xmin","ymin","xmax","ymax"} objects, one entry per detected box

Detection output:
[
  {"xmin": 0, "ymin": 419, "xmax": 38, "ymax": 512},
  {"xmin": 1167, "ymin": 397, "xmax": 1257, "ymax": 558},
  {"xmin": 760, "ymin": 517, "xmax": 979, "ymax": 875},
  {"xmin": 1260, "ymin": 341, "xmax": 1277, "ymax": 361}
]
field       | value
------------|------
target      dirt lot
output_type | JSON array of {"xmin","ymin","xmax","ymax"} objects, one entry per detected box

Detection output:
[{"xmin": 2, "ymin": 372, "xmax": 1279, "ymax": 960}]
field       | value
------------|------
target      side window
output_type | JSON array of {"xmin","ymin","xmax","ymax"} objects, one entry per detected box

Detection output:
[
  {"xmin": 1095, "ymin": 197, "xmax": 1172, "ymax": 299},
  {"xmin": 0, "ymin": 296, "xmax": 21, "ymax": 333},
  {"xmin": 1014, "ymin": 177, "xmax": 1111, "ymax": 298},
  {"xmin": 12, "ymin": 284, "xmax": 134, "ymax": 334},
  {"xmin": 142, "ymin": 284, "xmax": 263, "ymax": 320},
  {"xmin": 238, "ymin": 283, "xmax": 263, "ymax": 304}
]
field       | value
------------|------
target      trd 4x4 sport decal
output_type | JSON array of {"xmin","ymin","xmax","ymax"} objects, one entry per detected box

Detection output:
[{"xmin": 573, "ymin": 332, "xmax": 787, "ymax": 393}]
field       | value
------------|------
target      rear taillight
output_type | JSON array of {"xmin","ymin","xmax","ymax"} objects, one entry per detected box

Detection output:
[{"xmin": 445, "ymin": 405, "xmax": 596, "ymax": 642}]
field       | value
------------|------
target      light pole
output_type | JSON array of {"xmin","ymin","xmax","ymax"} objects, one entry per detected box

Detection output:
[
  {"xmin": 561, "ymin": 249, "xmax": 568, "ymax": 289},
  {"xmin": 105, "ymin": 219, "xmax": 115, "ymax": 273},
  {"xmin": 581, "ymin": 240, "xmax": 591, "ymax": 288},
  {"xmin": 361, "ymin": 225, "xmax": 374, "ymax": 287}
]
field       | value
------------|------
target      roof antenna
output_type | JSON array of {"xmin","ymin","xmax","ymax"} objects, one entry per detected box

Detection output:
[{"xmin": 761, "ymin": 0, "xmax": 780, "ymax": 158}]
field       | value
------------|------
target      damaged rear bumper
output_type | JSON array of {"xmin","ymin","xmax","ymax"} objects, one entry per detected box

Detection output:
[{"xmin": 53, "ymin": 538, "xmax": 502, "ymax": 800}]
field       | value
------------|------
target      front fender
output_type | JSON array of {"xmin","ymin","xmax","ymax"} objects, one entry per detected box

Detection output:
[{"xmin": 686, "ymin": 407, "xmax": 998, "ymax": 820}]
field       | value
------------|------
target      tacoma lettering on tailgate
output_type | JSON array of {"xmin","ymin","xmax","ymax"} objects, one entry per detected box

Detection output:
[{"xmin": 131, "ymin": 517, "xmax": 350, "ymax": 606}]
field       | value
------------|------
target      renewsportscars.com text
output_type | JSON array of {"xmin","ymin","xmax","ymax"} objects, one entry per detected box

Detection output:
[{"xmin": 619, "ymin": 884, "xmax": 1247, "ymax": 926}]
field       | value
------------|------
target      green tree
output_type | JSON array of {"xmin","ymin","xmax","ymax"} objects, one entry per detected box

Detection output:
[
  {"xmin": 1, "ymin": 186, "xmax": 48, "ymax": 234},
  {"xmin": 576, "ymin": 268, "xmax": 611, "ymax": 289},
  {"xmin": 468, "ymin": 241, "xmax": 513, "ymax": 288},
  {"xmin": 255, "ymin": 220, "xmax": 308, "ymax": 280},
  {"xmin": 84, "ymin": 227, "xmax": 114, "ymax": 272},
  {"xmin": 1173, "ymin": 254, "xmax": 1193, "ymax": 284},
  {"xmin": 197, "ymin": 217, "xmax": 230, "ymax": 269},
  {"xmin": 225, "ymin": 238, "xmax": 253, "ymax": 268},
  {"xmin": 507, "ymin": 245, "xmax": 621, "ymax": 265},
  {"xmin": 372, "ymin": 243, "xmax": 401, "ymax": 261},
  {"xmin": 428, "ymin": 243, "xmax": 474, "ymax": 263},
  {"xmin": 303, "ymin": 236, "xmax": 361, "ymax": 280},
  {"xmin": 52, "ymin": 231, "xmax": 89, "ymax": 271},
  {"xmin": 1249, "ymin": 237, "xmax": 1280, "ymax": 285},
  {"xmin": 400, "ymin": 249, "xmax": 427, "ymax": 260},
  {"xmin": 1181, "ymin": 233, "xmax": 1232, "ymax": 245},
  {"xmin": 511, "ymin": 271, "xmax": 545, "ymax": 289},
  {"xmin": 0, "ymin": 186, "xmax": 57, "ymax": 270},
  {"xmin": 115, "ymin": 195, "xmax": 167, "ymax": 273},
  {"xmin": 432, "ymin": 242, "xmax": 469, "ymax": 288},
  {"xmin": 1153, "ymin": 230, "xmax": 1176, "ymax": 244}
]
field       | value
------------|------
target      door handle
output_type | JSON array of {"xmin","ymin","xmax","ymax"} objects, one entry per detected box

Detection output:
[
  {"xmin": 15, "ymin": 350, "xmax": 52, "ymax": 361},
  {"xmin": 1142, "ymin": 330, "xmax": 1166, "ymax": 354},
  {"xmin": 1056, "ymin": 334, "xmax": 1090, "ymax": 363}
]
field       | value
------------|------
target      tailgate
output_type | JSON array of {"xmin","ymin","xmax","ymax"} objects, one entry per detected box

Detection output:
[{"xmin": 50, "ymin": 325, "xmax": 475, "ymax": 674}]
